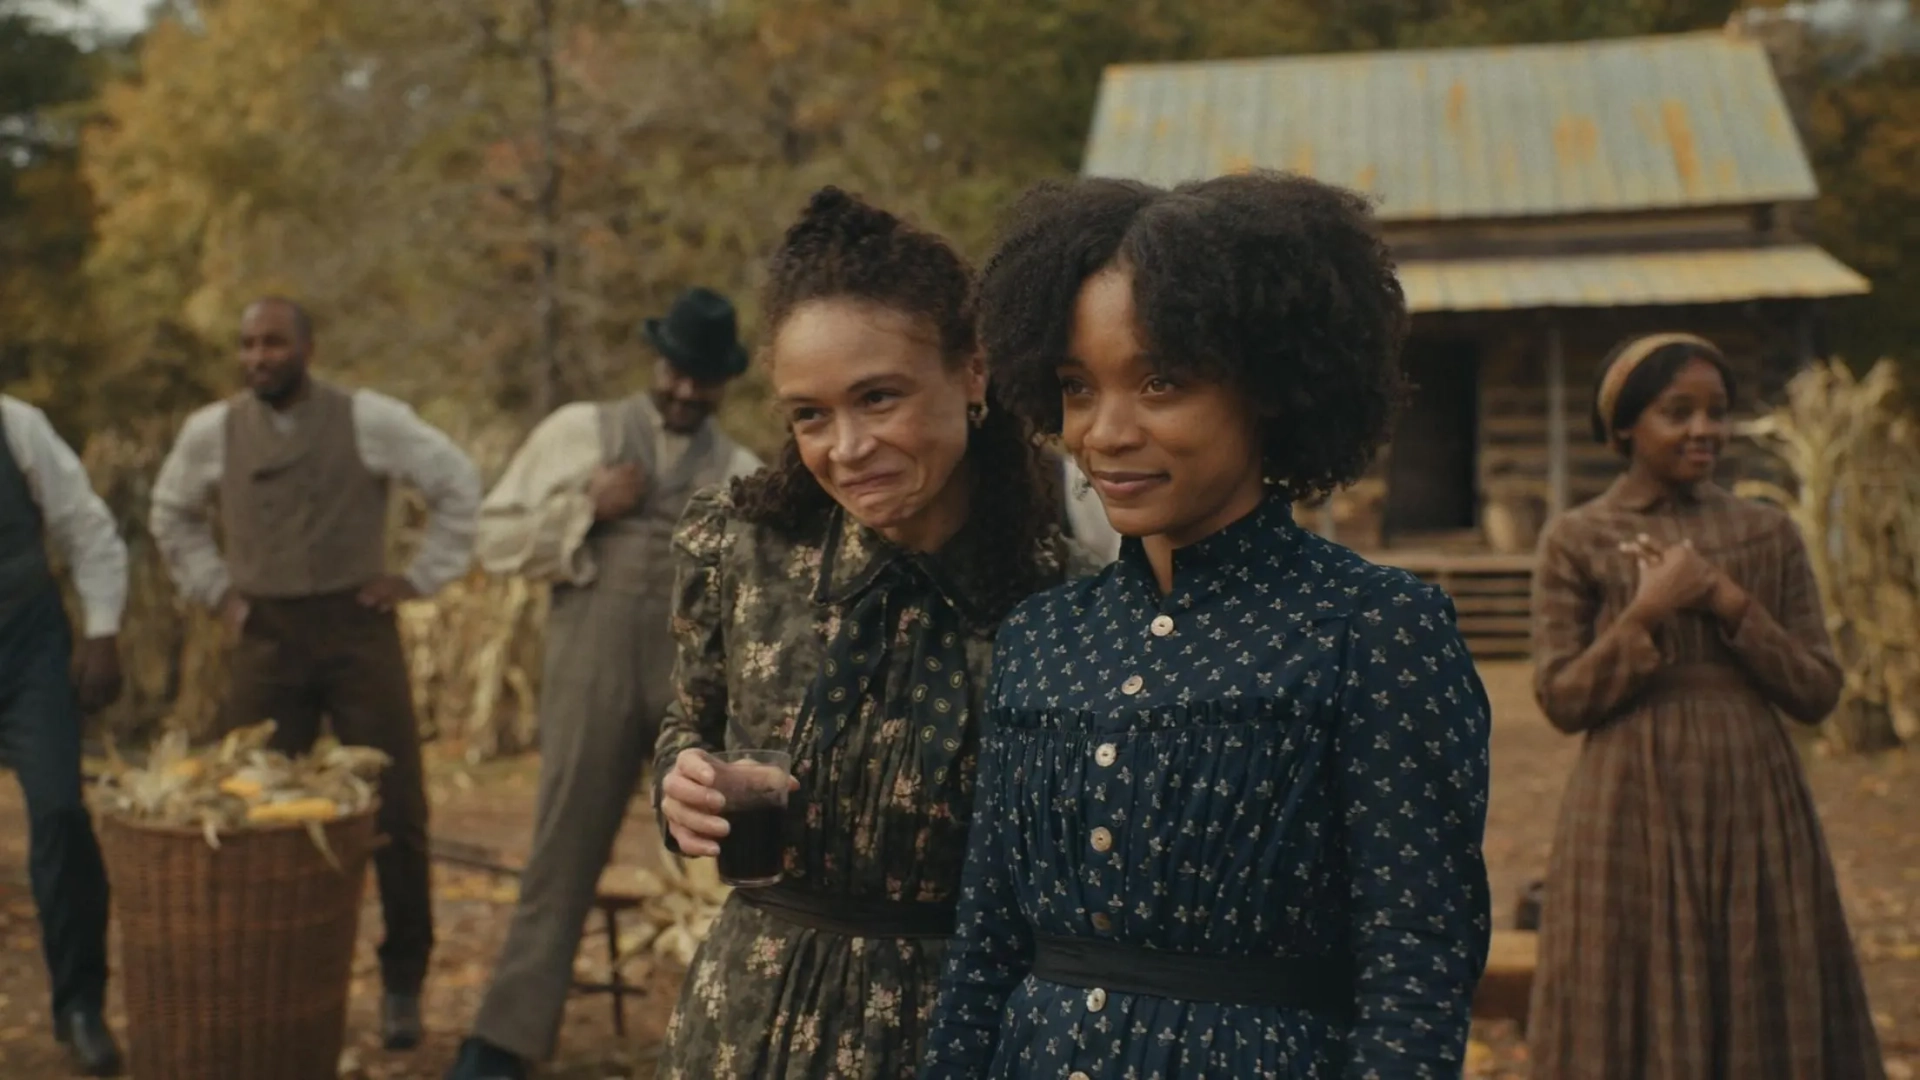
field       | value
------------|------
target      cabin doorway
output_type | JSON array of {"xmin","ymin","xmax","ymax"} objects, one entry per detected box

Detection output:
[{"xmin": 1384, "ymin": 339, "xmax": 1479, "ymax": 543}]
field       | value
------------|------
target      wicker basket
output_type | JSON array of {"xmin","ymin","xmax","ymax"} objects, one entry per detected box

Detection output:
[{"xmin": 98, "ymin": 808, "xmax": 381, "ymax": 1080}]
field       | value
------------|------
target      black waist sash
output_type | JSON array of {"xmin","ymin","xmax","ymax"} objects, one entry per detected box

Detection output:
[
  {"xmin": 1032, "ymin": 934, "xmax": 1355, "ymax": 1018},
  {"xmin": 734, "ymin": 884, "xmax": 957, "ymax": 940}
]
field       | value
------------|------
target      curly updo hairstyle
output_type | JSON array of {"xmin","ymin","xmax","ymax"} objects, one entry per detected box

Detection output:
[
  {"xmin": 978, "ymin": 170, "xmax": 1410, "ymax": 504},
  {"xmin": 732, "ymin": 186, "xmax": 1061, "ymax": 607},
  {"xmin": 1589, "ymin": 336, "xmax": 1737, "ymax": 455}
]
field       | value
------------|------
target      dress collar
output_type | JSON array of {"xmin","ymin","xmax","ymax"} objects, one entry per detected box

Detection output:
[
  {"xmin": 811, "ymin": 506, "xmax": 997, "ymax": 627},
  {"xmin": 1603, "ymin": 473, "xmax": 1712, "ymax": 512},
  {"xmin": 1116, "ymin": 493, "xmax": 1305, "ymax": 593}
]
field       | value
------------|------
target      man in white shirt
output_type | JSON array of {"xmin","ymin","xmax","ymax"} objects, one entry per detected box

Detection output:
[
  {"xmin": 148, "ymin": 297, "xmax": 481, "ymax": 1052},
  {"xmin": 1057, "ymin": 452, "xmax": 1122, "ymax": 564},
  {"xmin": 448, "ymin": 287, "xmax": 761, "ymax": 1080},
  {"xmin": 0, "ymin": 395, "xmax": 128, "ymax": 1076}
]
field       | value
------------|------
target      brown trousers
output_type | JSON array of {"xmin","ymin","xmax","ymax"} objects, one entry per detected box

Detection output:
[{"xmin": 224, "ymin": 590, "xmax": 433, "ymax": 994}]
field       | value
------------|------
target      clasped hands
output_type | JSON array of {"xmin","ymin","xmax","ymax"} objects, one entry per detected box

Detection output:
[{"xmin": 1619, "ymin": 533, "xmax": 1748, "ymax": 630}]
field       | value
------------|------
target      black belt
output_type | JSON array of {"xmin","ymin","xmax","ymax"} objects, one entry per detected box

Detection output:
[
  {"xmin": 1032, "ymin": 934, "xmax": 1354, "ymax": 1018},
  {"xmin": 734, "ymin": 884, "xmax": 958, "ymax": 940}
]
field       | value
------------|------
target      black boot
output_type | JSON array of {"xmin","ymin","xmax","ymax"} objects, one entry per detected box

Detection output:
[
  {"xmin": 382, "ymin": 991, "xmax": 424, "ymax": 1051},
  {"xmin": 54, "ymin": 1009, "xmax": 124, "ymax": 1077},
  {"xmin": 443, "ymin": 1036, "xmax": 529, "ymax": 1080}
]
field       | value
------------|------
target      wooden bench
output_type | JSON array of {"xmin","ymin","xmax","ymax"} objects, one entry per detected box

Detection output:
[
  {"xmin": 429, "ymin": 837, "xmax": 653, "ymax": 1036},
  {"xmin": 1473, "ymin": 930, "xmax": 1538, "ymax": 1031}
]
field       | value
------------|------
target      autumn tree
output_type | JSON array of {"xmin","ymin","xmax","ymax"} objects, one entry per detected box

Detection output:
[
  {"xmin": 1804, "ymin": 53, "xmax": 1920, "ymax": 374},
  {"xmin": 0, "ymin": 0, "xmax": 110, "ymax": 436}
]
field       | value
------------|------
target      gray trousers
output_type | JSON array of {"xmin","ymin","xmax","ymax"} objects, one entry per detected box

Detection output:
[{"xmin": 470, "ymin": 580, "xmax": 674, "ymax": 1061}]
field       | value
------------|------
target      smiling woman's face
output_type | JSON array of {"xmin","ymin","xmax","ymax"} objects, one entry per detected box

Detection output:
[
  {"xmin": 771, "ymin": 298, "xmax": 985, "ymax": 550},
  {"xmin": 1620, "ymin": 356, "xmax": 1730, "ymax": 486},
  {"xmin": 1059, "ymin": 265, "xmax": 1267, "ymax": 548}
]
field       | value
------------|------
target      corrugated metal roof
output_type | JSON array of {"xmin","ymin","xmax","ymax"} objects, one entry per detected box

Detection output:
[
  {"xmin": 1082, "ymin": 31, "xmax": 1819, "ymax": 221},
  {"xmin": 1397, "ymin": 245, "xmax": 1869, "ymax": 312}
]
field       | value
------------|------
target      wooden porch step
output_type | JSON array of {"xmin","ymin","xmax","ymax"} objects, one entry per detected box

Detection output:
[
  {"xmin": 1375, "ymin": 553, "xmax": 1535, "ymax": 660},
  {"xmin": 1473, "ymin": 929, "xmax": 1539, "ymax": 1028}
]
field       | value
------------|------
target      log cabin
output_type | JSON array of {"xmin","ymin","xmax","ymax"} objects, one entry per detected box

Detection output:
[{"xmin": 1079, "ymin": 28, "xmax": 1870, "ymax": 658}]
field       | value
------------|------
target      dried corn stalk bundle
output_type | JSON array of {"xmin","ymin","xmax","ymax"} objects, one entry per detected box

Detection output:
[
  {"xmin": 377, "ymin": 438, "xmax": 549, "ymax": 760},
  {"xmin": 93, "ymin": 721, "xmax": 392, "ymax": 855},
  {"xmin": 605, "ymin": 847, "xmax": 732, "ymax": 982},
  {"xmin": 1738, "ymin": 357, "xmax": 1920, "ymax": 753},
  {"xmin": 397, "ymin": 569, "xmax": 549, "ymax": 760},
  {"xmin": 74, "ymin": 422, "xmax": 226, "ymax": 742}
]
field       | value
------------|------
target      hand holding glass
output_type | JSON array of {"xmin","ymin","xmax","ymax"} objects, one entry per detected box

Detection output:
[{"xmin": 660, "ymin": 747, "xmax": 794, "ymax": 887}]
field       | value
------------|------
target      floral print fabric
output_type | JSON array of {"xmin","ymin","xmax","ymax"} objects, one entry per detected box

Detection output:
[
  {"xmin": 652, "ymin": 486, "xmax": 1093, "ymax": 1079},
  {"xmin": 924, "ymin": 496, "xmax": 1493, "ymax": 1080}
]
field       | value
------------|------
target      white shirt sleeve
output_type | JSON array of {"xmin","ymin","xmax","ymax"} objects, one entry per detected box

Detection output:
[
  {"xmin": 1, "ymin": 398, "xmax": 129, "ymax": 637},
  {"xmin": 1062, "ymin": 457, "xmax": 1122, "ymax": 566},
  {"xmin": 724, "ymin": 443, "xmax": 764, "ymax": 482},
  {"xmin": 474, "ymin": 402, "xmax": 604, "ymax": 583},
  {"xmin": 351, "ymin": 390, "xmax": 482, "ymax": 598},
  {"xmin": 148, "ymin": 401, "xmax": 234, "ymax": 611}
]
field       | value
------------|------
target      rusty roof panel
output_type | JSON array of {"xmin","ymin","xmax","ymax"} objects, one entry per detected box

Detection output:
[
  {"xmin": 1396, "ymin": 245, "xmax": 1870, "ymax": 313},
  {"xmin": 1083, "ymin": 31, "xmax": 1819, "ymax": 221}
]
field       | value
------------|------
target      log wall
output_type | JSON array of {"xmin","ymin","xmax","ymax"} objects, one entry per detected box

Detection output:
[{"xmin": 1318, "ymin": 302, "xmax": 1813, "ymax": 557}]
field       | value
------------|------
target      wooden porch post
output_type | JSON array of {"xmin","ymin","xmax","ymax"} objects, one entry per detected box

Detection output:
[
  {"xmin": 1546, "ymin": 317, "xmax": 1570, "ymax": 519},
  {"xmin": 1795, "ymin": 303, "xmax": 1818, "ymax": 366}
]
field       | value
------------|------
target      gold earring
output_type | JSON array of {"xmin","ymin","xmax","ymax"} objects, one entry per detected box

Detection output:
[{"xmin": 967, "ymin": 401, "xmax": 988, "ymax": 428}]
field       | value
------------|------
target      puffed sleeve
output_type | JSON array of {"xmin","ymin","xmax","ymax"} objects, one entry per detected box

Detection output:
[
  {"xmin": 651, "ymin": 485, "xmax": 737, "ymax": 851},
  {"xmin": 1337, "ymin": 578, "xmax": 1492, "ymax": 1079},
  {"xmin": 922, "ymin": 617, "xmax": 1036, "ymax": 1078}
]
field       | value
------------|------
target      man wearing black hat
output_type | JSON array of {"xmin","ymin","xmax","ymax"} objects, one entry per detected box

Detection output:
[{"xmin": 452, "ymin": 287, "xmax": 761, "ymax": 1079}]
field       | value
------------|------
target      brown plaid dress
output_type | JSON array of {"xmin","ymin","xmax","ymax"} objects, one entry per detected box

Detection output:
[{"xmin": 1526, "ymin": 475, "xmax": 1884, "ymax": 1080}]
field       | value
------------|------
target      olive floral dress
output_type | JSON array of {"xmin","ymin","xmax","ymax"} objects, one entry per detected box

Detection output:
[
  {"xmin": 652, "ymin": 486, "xmax": 1096, "ymax": 1080},
  {"xmin": 924, "ymin": 496, "xmax": 1493, "ymax": 1079}
]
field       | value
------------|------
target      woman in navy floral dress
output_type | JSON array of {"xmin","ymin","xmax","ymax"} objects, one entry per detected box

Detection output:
[{"xmin": 923, "ymin": 172, "xmax": 1494, "ymax": 1079}]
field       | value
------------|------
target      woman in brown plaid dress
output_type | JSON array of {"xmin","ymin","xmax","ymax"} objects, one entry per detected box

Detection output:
[{"xmin": 1527, "ymin": 332, "xmax": 1884, "ymax": 1080}]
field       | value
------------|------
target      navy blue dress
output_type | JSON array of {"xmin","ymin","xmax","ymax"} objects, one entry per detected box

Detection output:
[{"xmin": 922, "ymin": 498, "xmax": 1493, "ymax": 1079}]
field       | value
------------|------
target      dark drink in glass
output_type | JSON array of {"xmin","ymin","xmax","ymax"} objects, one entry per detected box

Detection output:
[
  {"xmin": 708, "ymin": 749, "xmax": 792, "ymax": 888},
  {"xmin": 717, "ymin": 804, "xmax": 785, "ymax": 885}
]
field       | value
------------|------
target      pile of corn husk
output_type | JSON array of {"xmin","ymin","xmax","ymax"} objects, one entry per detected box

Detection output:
[
  {"xmin": 604, "ymin": 852, "xmax": 731, "ymax": 979},
  {"xmin": 93, "ymin": 721, "xmax": 391, "ymax": 862}
]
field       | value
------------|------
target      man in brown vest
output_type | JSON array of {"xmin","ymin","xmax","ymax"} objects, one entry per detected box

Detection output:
[
  {"xmin": 447, "ymin": 287, "xmax": 760, "ymax": 1079},
  {"xmin": 149, "ymin": 297, "xmax": 481, "ymax": 1051},
  {"xmin": 0, "ymin": 393, "xmax": 128, "ymax": 1075}
]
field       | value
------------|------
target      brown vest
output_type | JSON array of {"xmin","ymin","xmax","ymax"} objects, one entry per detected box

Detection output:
[
  {"xmin": 586, "ymin": 395, "xmax": 738, "ymax": 598},
  {"xmin": 219, "ymin": 382, "xmax": 390, "ymax": 599}
]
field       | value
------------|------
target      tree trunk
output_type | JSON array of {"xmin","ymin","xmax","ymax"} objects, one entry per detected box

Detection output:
[{"xmin": 532, "ymin": 0, "xmax": 565, "ymax": 415}]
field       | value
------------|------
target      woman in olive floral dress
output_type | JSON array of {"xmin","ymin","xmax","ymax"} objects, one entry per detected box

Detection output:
[{"xmin": 650, "ymin": 187, "xmax": 1097, "ymax": 1079}]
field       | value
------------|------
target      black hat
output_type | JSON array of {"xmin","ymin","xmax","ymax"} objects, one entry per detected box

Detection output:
[{"xmin": 644, "ymin": 287, "xmax": 749, "ymax": 382}]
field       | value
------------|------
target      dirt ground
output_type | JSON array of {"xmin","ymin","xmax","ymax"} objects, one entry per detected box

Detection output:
[{"xmin": 0, "ymin": 660, "xmax": 1915, "ymax": 1079}]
